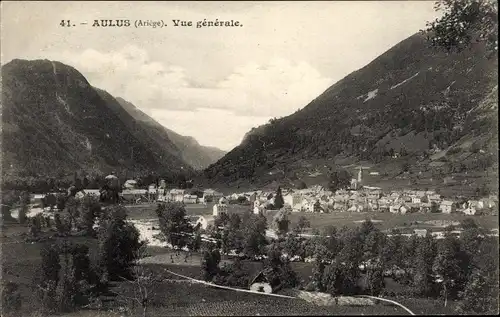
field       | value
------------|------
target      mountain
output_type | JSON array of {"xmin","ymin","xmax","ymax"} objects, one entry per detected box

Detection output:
[
  {"xmin": 204, "ymin": 33, "xmax": 498, "ymax": 196},
  {"xmin": 115, "ymin": 97, "xmax": 226, "ymax": 170},
  {"xmin": 1, "ymin": 59, "xmax": 190, "ymax": 185}
]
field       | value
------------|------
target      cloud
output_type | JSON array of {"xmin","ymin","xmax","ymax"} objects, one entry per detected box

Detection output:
[
  {"xmin": 151, "ymin": 108, "xmax": 270, "ymax": 151},
  {"xmin": 49, "ymin": 45, "xmax": 333, "ymax": 118}
]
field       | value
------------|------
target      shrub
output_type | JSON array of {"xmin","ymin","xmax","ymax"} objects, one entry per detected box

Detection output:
[
  {"xmin": 55, "ymin": 193, "xmax": 67, "ymax": 210},
  {"xmin": 1, "ymin": 281, "xmax": 22, "ymax": 313},
  {"xmin": 28, "ymin": 214, "xmax": 43, "ymax": 239}
]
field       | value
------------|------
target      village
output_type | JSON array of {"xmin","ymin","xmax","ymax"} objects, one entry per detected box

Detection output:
[{"xmin": 27, "ymin": 166, "xmax": 499, "ymax": 220}]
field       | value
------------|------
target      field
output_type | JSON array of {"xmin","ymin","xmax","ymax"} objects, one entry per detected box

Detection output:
[
  {"xmin": 125, "ymin": 203, "xmax": 498, "ymax": 233},
  {"xmin": 265, "ymin": 210, "xmax": 499, "ymax": 232},
  {"xmin": 125, "ymin": 203, "xmax": 251, "ymax": 220}
]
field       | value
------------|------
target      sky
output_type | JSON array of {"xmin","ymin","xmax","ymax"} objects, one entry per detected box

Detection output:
[{"xmin": 1, "ymin": 1, "xmax": 440, "ymax": 151}]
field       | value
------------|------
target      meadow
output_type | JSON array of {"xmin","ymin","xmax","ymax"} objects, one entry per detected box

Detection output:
[{"xmin": 1, "ymin": 203, "xmax": 492, "ymax": 316}]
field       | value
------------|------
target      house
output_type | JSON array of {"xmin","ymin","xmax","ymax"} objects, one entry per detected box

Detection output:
[
  {"xmin": 212, "ymin": 203, "xmax": 228, "ymax": 217},
  {"xmin": 420, "ymin": 202, "xmax": 432, "ymax": 213},
  {"xmin": 218, "ymin": 197, "xmax": 229, "ymax": 205},
  {"xmin": 183, "ymin": 194, "xmax": 198, "ymax": 204},
  {"xmin": 283, "ymin": 193, "xmax": 302, "ymax": 211},
  {"xmin": 350, "ymin": 178, "xmax": 359, "ymax": 190},
  {"xmin": 120, "ymin": 189, "xmax": 148, "ymax": 203},
  {"xmin": 411, "ymin": 196, "xmax": 422, "ymax": 204},
  {"xmin": 440, "ymin": 200, "xmax": 455, "ymax": 214},
  {"xmin": 399, "ymin": 205, "xmax": 409, "ymax": 214},
  {"xmin": 249, "ymin": 268, "xmax": 282, "ymax": 294},
  {"xmin": 389, "ymin": 204, "xmax": 401, "ymax": 214},
  {"xmin": 428, "ymin": 194, "xmax": 442, "ymax": 204},
  {"xmin": 348, "ymin": 204, "xmax": 364, "ymax": 213},
  {"xmin": 299, "ymin": 198, "xmax": 313, "ymax": 212},
  {"xmin": 148, "ymin": 185, "xmax": 158, "ymax": 196},
  {"xmin": 30, "ymin": 194, "xmax": 46, "ymax": 206},
  {"xmin": 378, "ymin": 197, "xmax": 390, "ymax": 209},
  {"xmin": 196, "ymin": 215, "xmax": 215, "ymax": 230},
  {"xmin": 414, "ymin": 229, "xmax": 428, "ymax": 237},
  {"xmin": 333, "ymin": 201, "xmax": 346, "ymax": 211},
  {"xmin": 463, "ymin": 207, "xmax": 477, "ymax": 215},
  {"xmin": 401, "ymin": 196, "xmax": 413, "ymax": 204},
  {"xmin": 467, "ymin": 200, "xmax": 484, "ymax": 210},
  {"xmin": 169, "ymin": 189, "xmax": 185, "ymax": 202},
  {"xmin": 203, "ymin": 189, "xmax": 224, "ymax": 202},
  {"xmin": 123, "ymin": 179, "xmax": 138, "ymax": 189},
  {"xmin": 254, "ymin": 205, "xmax": 266, "ymax": 215},
  {"xmin": 406, "ymin": 203, "xmax": 421, "ymax": 213},
  {"xmin": 229, "ymin": 193, "xmax": 240, "ymax": 201}
]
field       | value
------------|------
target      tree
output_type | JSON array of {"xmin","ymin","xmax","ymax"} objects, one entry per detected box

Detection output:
[
  {"xmin": 54, "ymin": 213, "xmax": 71, "ymax": 236},
  {"xmin": 98, "ymin": 206, "xmax": 143, "ymax": 280},
  {"xmin": 364, "ymin": 262, "xmax": 385, "ymax": 296},
  {"xmin": 1, "ymin": 281, "xmax": 22, "ymax": 314},
  {"xmin": 201, "ymin": 248, "xmax": 221, "ymax": 281},
  {"xmin": 242, "ymin": 213, "xmax": 268, "ymax": 259},
  {"xmin": 430, "ymin": 201, "xmax": 440, "ymax": 213},
  {"xmin": 76, "ymin": 195, "xmax": 101, "ymax": 235},
  {"xmin": 273, "ymin": 209, "xmax": 290, "ymax": 237},
  {"xmin": 18, "ymin": 194, "xmax": 29, "ymax": 225},
  {"xmin": 28, "ymin": 214, "xmax": 43, "ymax": 240},
  {"xmin": 337, "ymin": 229, "xmax": 364, "ymax": 270},
  {"xmin": 40, "ymin": 244, "xmax": 62, "ymax": 287},
  {"xmin": 457, "ymin": 268, "xmax": 499, "ymax": 314},
  {"xmin": 56, "ymin": 193, "xmax": 67, "ymax": 210},
  {"xmin": 42, "ymin": 193, "xmax": 57, "ymax": 210},
  {"xmin": 274, "ymin": 187, "xmax": 284, "ymax": 209},
  {"xmin": 156, "ymin": 202, "xmax": 193, "ymax": 250},
  {"xmin": 322, "ymin": 261, "xmax": 359, "ymax": 296},
  {"xmin": 117, "ymin": 245, "xmax": 163, "ymax": 317},
  {"xmin": 424, "ymin": 0, "xmax": 498, "ymax": 55},
  {"xmin": 213, "ymin": 257, "xmax": 249, "ymax": 288},
  {"xmin": 432, "ymin": 232, "xmax": 469, "ymax": 306},
  {"xmin": 328, "ymin": 169, "xmax": 352, "ymax": 192},
  {"xmin": 413, "ymin": 236, "xmax": 438, "ymax": 297},
  {"xmin": 264, "ymin": 246, "xmax": 299, "ymax": 289},
  {"xmin": 1, "ymin": 190, "xmax": 20, "ymax": 220},
  {"xmin": 295, "ymin": 215, "xmax": 311, "ymax": 234}
]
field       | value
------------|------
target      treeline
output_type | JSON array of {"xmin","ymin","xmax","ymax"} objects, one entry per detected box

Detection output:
[{"xmin": 1, "ymin": 170, "xmax": 196, "ymax": 193}]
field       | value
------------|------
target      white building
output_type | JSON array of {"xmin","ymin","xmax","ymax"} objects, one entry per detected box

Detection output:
[
  {"xmin": 169, "ymin": 189, "xmax": 185, "ymax": 202},
  {"xmin": 440, "ymin": 200, "xmax": 455, "ymax": 214},
  {"xmin": 196, "ymin": 215, "xmax": 215, "ymax": 230},
  {"xmin": 123, "ymin": 179, "xmax": 138, "ymax": 189},
  {"xmin": 183, "ymin": 194, "xmax": 198, "ymax": 204},
  {"xmin": 213, "ymin": 203, "xmax": 228, "ymax": 217},
  {"xmin": 283, "ymin": 193, "xmax": 303, "ymax": 212}
]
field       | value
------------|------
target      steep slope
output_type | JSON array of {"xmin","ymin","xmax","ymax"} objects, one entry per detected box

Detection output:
[
  {"xmin": 1, "ymin": 59, "xmax": 188, "ymax": 184},
  {"xmin": 115, "ymin": 97, "xmax": 226, "ymax": 170},
  {"xmin": 204, "ymin": 33, "xmax": 498, "ymax": 194}
]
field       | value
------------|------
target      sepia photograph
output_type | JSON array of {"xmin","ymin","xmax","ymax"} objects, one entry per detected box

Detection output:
[{"xmin": 0, "ymin": 1, "xmax": 498, "ymax": 316}]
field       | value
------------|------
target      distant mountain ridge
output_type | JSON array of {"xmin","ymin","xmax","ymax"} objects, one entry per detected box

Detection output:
[
  {"xmin": 1, "ymin": 59, "xmax": 223, "ymax": 185},
  {"xmin": 204, "ymin": 33, "xmax": 498, "ymax": 195},
  {"xmin": 115, "ymin": 97, "xmax": 226, "ymax": 170}
]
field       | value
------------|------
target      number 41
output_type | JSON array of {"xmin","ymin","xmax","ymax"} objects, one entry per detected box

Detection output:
[{"xmin": 60, "ymin": 20, "xmax": 71, "ymax": 27}]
